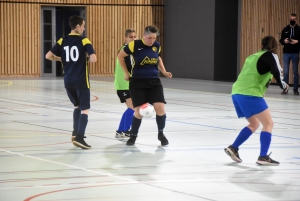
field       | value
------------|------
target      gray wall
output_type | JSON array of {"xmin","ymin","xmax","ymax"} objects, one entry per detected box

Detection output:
[
  {"xmin": 164, "ymin": 0, "xmax": 215, "ymax": 80},
  {"xmin": 163, "ymin": 0, "xmax": 239, "ymax": 81}
]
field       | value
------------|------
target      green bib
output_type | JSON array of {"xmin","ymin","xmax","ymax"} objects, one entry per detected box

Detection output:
[
  {"xmin": 114, "ymin": 46, "xmax": 129, "ymax": 90},
  {"xmin": 232, "ymin": 50, "xmax": 273, "ymax": 97}
]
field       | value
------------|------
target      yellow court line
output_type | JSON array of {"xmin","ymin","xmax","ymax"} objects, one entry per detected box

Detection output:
[
  {"xmin": 0, "ymin": 81, "xmax": 13, "ymax": 86},
  {"xmin": 0, "ymin": 135, "xmax": 64, "ymax": 138}
]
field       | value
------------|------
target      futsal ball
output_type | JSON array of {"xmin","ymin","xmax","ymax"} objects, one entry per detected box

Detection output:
[{"xmin": 139, "ymin": 103, "xmax": 155, "ymax": 118}]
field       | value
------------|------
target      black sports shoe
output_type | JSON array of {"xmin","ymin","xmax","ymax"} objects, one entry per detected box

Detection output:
[
  {"xmin": 126, "ymin": 136, "xmax": 137, "ymax": 145},
  {"xmin": 122, "ymin": 129, "xmax": 131, "ymax": 137},
  {"xmin": 71, "ymin": 130, "xmax": 77, "ymax": 142},
  {"xmin": 73, "ymin": 136, "xmax": 91, "ymax": 149},
  {"xmin": 158, "ymin": 133, "xmax": 169, "ymax": 146},
  {"xmin": 256, "ymin": 152, "xmax": 279, "ymax": 165},
  {"xmin": 224, "ymin": 145, "xmax": 242, "ymax": 162}
]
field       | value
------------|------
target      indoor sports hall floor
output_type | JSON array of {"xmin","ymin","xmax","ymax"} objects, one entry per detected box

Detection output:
[{"xmin": 0, "ymin": 77, "xmax": 299, "ymax": 201}]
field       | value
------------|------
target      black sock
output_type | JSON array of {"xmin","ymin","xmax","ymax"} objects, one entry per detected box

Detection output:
[
  {"xmin": 156, "ymin": 114, "xmax": 166, "ymax": 134},
  {"xmin": 78, "ymin": 114, "xmax": 88, "ymax": 136},
  {"xmin": 73, "ymin": 108, "xmax": 81, "ymax": 134},
  {"xmin": 130, "ymin": 116, "xmax": 142, "ymax": 136}
]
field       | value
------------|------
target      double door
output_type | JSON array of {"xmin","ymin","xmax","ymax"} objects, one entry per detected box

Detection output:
[{"xmin": 41, "ymin": 7, "xmax": 85, "ymax": 77}]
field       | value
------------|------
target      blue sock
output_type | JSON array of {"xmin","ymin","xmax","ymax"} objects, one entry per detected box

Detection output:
[
  {"xmin": 78, "ymin": 114, "xmax": 88, "ymax": 136},
  {"xmin": 117, "ymin": 110, "xmax": 126, "ymax": 132},
  {"xmin": 73, "ymin": 108, "xmax": 81, "ymax": 134},
  {"xmin": 156, "ymin": 114, "xmax": 166, "ymax": 134},
  {"xmin": 260, "ymin": 131, "xmax": 271, "ymax": 157},
  {"xmin": 131, "ymin": 116, "xmax": 142, "ymax": 136},
  {"xmin": 232, "ymin": 127, "xmax": 252, "ymax": 148},
  {"xmin": 124, "ymin": 108, "xmax": 134, "ymax": 131}
]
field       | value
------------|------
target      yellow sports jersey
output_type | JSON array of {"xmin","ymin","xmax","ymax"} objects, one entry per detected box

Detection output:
[{"xmin": 123, "ymin": 39, "xmax": 161, "ymax": 78}]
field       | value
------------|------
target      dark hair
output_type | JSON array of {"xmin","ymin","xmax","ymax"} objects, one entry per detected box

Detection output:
[
  {"xmin": 144, "ymin": 25, "xmax": 160, "ymax": 36},
  {"xmin": 291, "ymin": 13, "xmax": 297, "ymax": 17},
  {"xmin": 69, "ymin": 16, "xmax": 84, "ymax": 30},
  {"xmin": 125, "ymin": 28, "xmax": 135, "ymax": 37},
  {"xmin": 117, "ymin": 28, "xmax": 136, "ymax": 53},
  {"xmin": 261, "ymin": 35, "xmax": 278, "ymax": 54}
]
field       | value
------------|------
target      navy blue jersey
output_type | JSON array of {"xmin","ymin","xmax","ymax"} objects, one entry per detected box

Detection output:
[
  {"xmin": 123, "ymin": 39, "xmax": 161, "ymax": 78},
  {"xmin": 50, "ymin": 34, "xmax": 95, "ymax": 88}
]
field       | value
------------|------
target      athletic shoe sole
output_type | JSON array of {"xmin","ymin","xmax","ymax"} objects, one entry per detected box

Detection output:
[
  {"xmin": 73, "ymin": 141, "xmax": 91, "ymax": 149},
  {"xmin": 256, "ymin": 160, "xmax": 279, "ymax": 166},
  {"xmin": 224, "ymin": 148, "xmax": 242, "ymax": 162},
  {"xmin": 71, "ymin": 136, "xmax": 80, "ymax": 147}
]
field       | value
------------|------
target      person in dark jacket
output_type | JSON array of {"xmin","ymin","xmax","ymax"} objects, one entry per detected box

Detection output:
[{"xmin": 279, "ymin": 13, "xmax": 300, "ymax": 95}]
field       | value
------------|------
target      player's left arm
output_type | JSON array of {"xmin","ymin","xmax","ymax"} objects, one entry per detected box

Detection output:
[
  {"xmin": 157, "ymin": 57, "xmax": 172, "ymax": 78},
  {"xmin": 83, "ymin": 38, "xmax": 97, "ymax": 63},
  {"xmin": 157, "ymin": 45, "xmax": 172, "ymax": 78}
]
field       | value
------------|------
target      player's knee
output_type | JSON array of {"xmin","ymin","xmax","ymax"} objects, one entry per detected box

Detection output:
[
  {"xmin": 155, "ymin": 110, "xmax": 165, "ymax": 116},
  {"xmin": 249, "ymin": 122, "xmax": 260, "ymax": 132},
  {"xmin": 153, "ymin": 103, "xmax": 165, "ymax": 115},
  {"xmin": 134, "ymin": 108, "xmax": 142, "ymax": 119},
  {"xmin": 262, "ymin": 119, "xmax": 273, "ymax": 131},
  {"xmin": 81, "ymin": 110, "xmax": 89, "ymax": 115},
  {"xmin": 269, "ymin": 119, "xmax": 274, "ymax": 128}
]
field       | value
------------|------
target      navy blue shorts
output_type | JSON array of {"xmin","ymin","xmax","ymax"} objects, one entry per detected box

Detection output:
[
  {"xmin": 117, "ymin": 90, "xmax": 131, "ymax": 103},
  {"xmin": 66, "ymin": 88, "xmax": 90, "ymax": 110},
  {"xmin": 232, "ymin": 94, "xmax": 268, "ymax": 118},
  {"xmin": 130, "ymin": 85, "xmax": 166, "ymax": 108}
]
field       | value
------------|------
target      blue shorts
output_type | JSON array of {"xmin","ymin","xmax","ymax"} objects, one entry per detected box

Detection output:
[
  {"xmin": 232, "ymin": 94, "xmax": 268, "ymax": 118},
  {"xmin": 66, "ymin": 88, "xmax": 90, "ymax": 110}
]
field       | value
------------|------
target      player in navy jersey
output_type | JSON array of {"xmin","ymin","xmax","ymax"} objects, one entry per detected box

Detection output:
[
  {"xmin": 45, "ymin": 16, "xmax": 97, "ymax": 149},
  {"xmin": 117, "ymin": 25, "xmax": 172, "ymax": 146}
]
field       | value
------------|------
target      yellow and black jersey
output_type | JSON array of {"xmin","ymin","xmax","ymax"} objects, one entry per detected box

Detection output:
[
  {"xmin": 123, "ymin": 39, "xmax": 161, "ymax": 78},
  {"xmin": 50, "ymin": 33, "xmax": 95, "ymax": 88}
]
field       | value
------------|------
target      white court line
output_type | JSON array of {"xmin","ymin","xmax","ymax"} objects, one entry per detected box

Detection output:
[
  {"xmin": 0, "ymin": 173, "xmax": 297, "ymax": 190},
  {"xmin": 0, "ymin": 148, "xmax": 137, "ymax": 183}
]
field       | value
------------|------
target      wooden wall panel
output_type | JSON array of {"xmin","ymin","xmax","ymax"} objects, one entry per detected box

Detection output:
[
  {"xmin": 0, "ymin": 0, "xmax": 164, "ymax": 76},
  {"xmin": 0, "ymin": 2, "xmax": 41, "ymax": 76},
  {"xmin": 241, "ymin": 0, "xmax": 300, "ymax": 84},
  {"xmin": 86, "ymin": 5, "xmax": 164, "ymax": 75}
]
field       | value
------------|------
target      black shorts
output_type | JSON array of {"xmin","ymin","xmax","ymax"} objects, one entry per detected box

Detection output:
[
  {"xmin": 117, "ymin": 90, "xmax": 131, "ymax": 103},
  {"xmin": 130, "ymin": 85, "xmax": 166, "ymax": 108},
  {"xmin": 66, "ymin": 88, "xmax": 90, "ymax": 110}
]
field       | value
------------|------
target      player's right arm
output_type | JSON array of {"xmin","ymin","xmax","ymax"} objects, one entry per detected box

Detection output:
[
  {"xmin": 45, "ymin": 38, "xmax": 62, "ymax": 62},
  {"xmin": 45, "ymin": 51, "xmax": 61, "ymax": 62}
]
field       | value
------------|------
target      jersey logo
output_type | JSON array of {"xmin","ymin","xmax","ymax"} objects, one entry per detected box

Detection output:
[
  {"xmin": 152, "ymin": 46, "xmax": 157, "ymax": 52},
  {"xmin": 138, "ymin": 48, "xmax": 143, "ymax": 50},
  {"xmin": 140, "ymin": 56, "xmax": 158, "ymax": 65}
]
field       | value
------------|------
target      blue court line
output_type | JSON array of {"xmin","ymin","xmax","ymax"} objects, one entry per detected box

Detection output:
[
  {"xmin": 167, "ymin": 119, "xmax": 300, "ymax": 140},
  {"xmin": 2, "ymin": 98, "xmax": 300, "ymax": 141}
]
